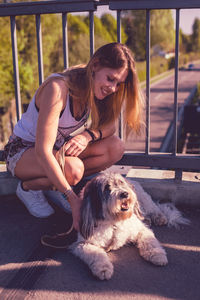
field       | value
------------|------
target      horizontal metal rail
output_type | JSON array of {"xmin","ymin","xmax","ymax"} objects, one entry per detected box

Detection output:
[
  {"xmin": 0, "ymin": 0, "xmax": 97, "ymax": 17},
  {"xmin": 109, "ymin": 0, "xmax": 200, "ymax": 10},
  {"xmin": 117, "ymin": 153, "xmax": 200, "ymax": 171}
]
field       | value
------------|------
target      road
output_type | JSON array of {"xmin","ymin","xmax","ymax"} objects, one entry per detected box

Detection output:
[{"xmin": 125, "ymin": 64, "xmax": 200, "ymax": 152}]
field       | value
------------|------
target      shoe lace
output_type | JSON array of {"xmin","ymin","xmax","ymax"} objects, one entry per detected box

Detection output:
[{"xmin": 30, "ymin": 190, "xmax": 47, "ymax": 206}]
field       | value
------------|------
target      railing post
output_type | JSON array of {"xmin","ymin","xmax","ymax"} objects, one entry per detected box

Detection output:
[
  {"xmin": 36, "ymin": 14, "xmax": 44, "ymax": 85},
  {"xmin": 10, "ymin": 15, "xmax": 22, "ymax": 121},
  {"xmin": 117, "ymin": 10, "xmax": 121, "ymax": 43},
  {"xmin": 89, "ymin": 11, "xmax": 94, "ymax": 57},
  {"xmin": 145, "ymin": 9, "xmax": 150, "ymax": 154},
  {"xmin": 173, "ymin": 8, "xmax": 180, "ymax": 155},
  {"xmin": 117, "ymin": 10, "xmax": 124, "ymax": 140},
  {"xmin": 62, "ymin": 12, "xmax": 69, "ymax": 69}
]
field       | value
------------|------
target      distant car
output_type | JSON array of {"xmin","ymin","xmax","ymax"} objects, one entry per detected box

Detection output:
[{"xmin": 188, "ymin": 63, "xmax": 195, "ymax": 70}]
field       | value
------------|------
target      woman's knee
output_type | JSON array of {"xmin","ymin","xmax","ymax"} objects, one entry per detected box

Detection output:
[
  {"xmin": 108, "ymin": 135, "xmax": 125, "ymax": 163},
  {"xmin": 64, "ymin": 157, "xmax": 85, "ymax": 186}
]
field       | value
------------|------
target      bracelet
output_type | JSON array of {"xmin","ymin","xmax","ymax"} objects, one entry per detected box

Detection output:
[
  {"xmin": 63, "ymin": 189, "xmax": 74, "ymax": 199},
  {"xmin": 98, "ymin": 129, "xmax": 103, "ymax": 140},
  {"xmin": 85, "ymin": 128, "xmax": 95, "ymax": 142}
]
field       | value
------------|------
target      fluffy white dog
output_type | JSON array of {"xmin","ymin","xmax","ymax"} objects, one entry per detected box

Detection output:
[{"xmin": 67, "ymin": 172, "xmax": 189, "ymax": 280}]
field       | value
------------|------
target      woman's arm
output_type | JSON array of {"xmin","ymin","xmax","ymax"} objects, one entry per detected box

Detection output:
[
  {"xmin": 64, "ymin": 122, "xmax": 116, "ymax": 157},
  {"xmin": 35, "ymin": 78, "xmax": 72, "ymax": 193}
]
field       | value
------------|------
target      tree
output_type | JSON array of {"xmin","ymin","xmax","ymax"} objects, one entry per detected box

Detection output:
[
  {"xmin": 122, "ymin": 11, "xmax": 146, "ymax": 60},
  {"xmin": 0, "ymin": 16, "xmax": 34, "ymax": 108},
  {"xmin": 191, "ymin": 18, "xmax": 200, "ymax": 52},
  {"xmin": 0, "ymin": 14, "xmax": 63, "ymax": 107},
  {"xmin": 122, "ymin": 10, "xmax": 175, "ymax": 60},
  {"xmin": 179, "ymin": 29, "xmax": 192, "ymax": 53},
  {"xmin": 150, "ymin": 10, "xmax": 175, "ymax": 50},
  {"xmin": 0, "ymin": 17, "xmax": 14, "ymax": 108},
  {"xmin": 0, "ymin": 12, "xmax": 127, "ymax": 109},
  {"xmin": 101, "ymin": 13, "xmax": 127, "ymax": 44}
]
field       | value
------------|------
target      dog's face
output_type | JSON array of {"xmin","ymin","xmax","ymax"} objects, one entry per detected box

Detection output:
[
  {"xmin": 79, "ymin": 173, "xmax": 142, "ymax": 239},
  {"xmin": 100, "ymin": 173, "xmax": 136, "ymax": 221}
]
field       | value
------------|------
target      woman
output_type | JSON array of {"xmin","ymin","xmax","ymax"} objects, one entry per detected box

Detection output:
[{"xmin": 4, "ymin": 42, "xmax": 143, "ymax": 232}]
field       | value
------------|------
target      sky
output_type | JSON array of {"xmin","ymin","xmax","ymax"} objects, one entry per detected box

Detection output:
[
  {"xmin": 94, "ymin": 6, "xmax": 200, "ymax": 35},
  {"xmin": 179, "ymin": 9, "xmax": 200, "ymax": 34}
]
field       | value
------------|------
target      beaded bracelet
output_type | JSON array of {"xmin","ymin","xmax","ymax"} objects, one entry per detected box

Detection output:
[{"xmin": 63, "ymin": 189, "xmax": 74, "ymax": 199}]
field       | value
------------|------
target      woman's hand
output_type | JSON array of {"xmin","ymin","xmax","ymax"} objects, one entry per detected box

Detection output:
[
  {"xmin": 64, "ymin": 133, "xmax": 90, "ymax": 157},
  {"xmin": 67, "ymin": 191, "xmax": 82, "ymax": 231}
]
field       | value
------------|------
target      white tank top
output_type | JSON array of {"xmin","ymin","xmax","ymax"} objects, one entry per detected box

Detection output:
[{"xmin": 14, "ymin": 74, "xmax": 91, "ymax": 149}]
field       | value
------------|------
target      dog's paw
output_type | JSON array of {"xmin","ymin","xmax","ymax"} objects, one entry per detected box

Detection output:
[
  {"xmin": 151, "ymin": 212, "xmax": 168, "ymax": 226},
  {"xmin": 91, "ymin": 261, "xmax": 114, "ymax": 280},
  {"xmin": 150, "ymin": 250, "xmax": 168, "ymax": 266}
]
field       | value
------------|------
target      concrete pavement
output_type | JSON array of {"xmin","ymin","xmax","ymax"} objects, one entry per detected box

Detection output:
[{"xmin": 0, "ymin": 192, "xmax": 199, "ymax": 300}]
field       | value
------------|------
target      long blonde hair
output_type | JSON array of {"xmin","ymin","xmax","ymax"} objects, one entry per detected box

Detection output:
[
  {"xmin": 86, "ymin": 43, "xmax": 144, "ymax": 135},
  {"xmin": 46, "ymin": 43, "xmax": 144, "ymax": 136}
]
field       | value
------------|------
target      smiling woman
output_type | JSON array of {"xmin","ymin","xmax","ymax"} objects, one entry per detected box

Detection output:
[
  {"xmin": 4, "ymin": 42, "xmax": 144, "ymax": 237},
  {"xmin": 93, "ymin": 67, "xmax": 128, "ymax": 100}
]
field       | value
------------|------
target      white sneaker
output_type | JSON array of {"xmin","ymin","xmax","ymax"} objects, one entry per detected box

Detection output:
[
  {"xmin": 16, "ymin": 182, "xmax": 54, "ymax": 218},
  {"xmin": 44, "ymin": 190, "xmax": 72, "ymax": 213}
]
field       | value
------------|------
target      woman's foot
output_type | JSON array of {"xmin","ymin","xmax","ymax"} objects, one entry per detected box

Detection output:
[
  {"xmin": 41, "ymin": 229, "xmax": 78, "ymax": 249},
  {"xmin": 16, "ymin": 181, "xmax": 54, "ymax": 218}
]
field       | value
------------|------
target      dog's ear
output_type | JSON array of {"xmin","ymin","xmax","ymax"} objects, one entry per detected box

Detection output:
[
  {"xmin": 126, "ymin": 180, "xmax": 145, "ymax": 221},
  {"xmin": 134, "ymin": 200, "xmax": 145, "ymax": 221},
  {"xmin": 79, "ymin": 177, "xmax": 104, "ymax": 239},
  {"xmin": 129, "ymin": 181, "xmax": 145, "ymax": 221}
]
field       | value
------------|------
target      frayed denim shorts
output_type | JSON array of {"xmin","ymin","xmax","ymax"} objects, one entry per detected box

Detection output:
[{"xmin": 4, "ymin": 134, "xmax": 35, "ymax": 176}]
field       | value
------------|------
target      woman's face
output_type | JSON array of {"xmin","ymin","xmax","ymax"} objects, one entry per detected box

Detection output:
[{"xmin": 93, "ymin": 66, "xmax": 128, "ymax": 100}]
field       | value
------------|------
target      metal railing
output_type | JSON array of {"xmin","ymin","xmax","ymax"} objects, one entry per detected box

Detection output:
[{"xmin": 0, "ymin": 0, "xmax": 200, "ymax": 181}]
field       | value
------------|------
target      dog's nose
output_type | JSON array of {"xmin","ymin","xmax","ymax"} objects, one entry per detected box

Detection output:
[{"xmin": 120, "ymin": 192, "xmax": 128, "ymax": 199}]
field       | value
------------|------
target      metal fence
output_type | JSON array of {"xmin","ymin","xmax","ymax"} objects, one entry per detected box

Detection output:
[{"xmin": 0, "ymin": 0, "xmax": 200, "ymax": 180}]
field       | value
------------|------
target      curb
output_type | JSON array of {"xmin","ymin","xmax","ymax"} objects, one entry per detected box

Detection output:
[
  {"xmin": 126, "ymin": 168, "xmax": 200, "ymax": 208},
  {"xmin": 0, "ymin": 167, "xmax": 200, "ymax": 208}
]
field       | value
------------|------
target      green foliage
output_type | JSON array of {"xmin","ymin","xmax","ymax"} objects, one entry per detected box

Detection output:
[
  {"xmin": 84, "ymin": 14, "xmax": 113, "ymax": 50},
  {"xmin": 150, "ymin": 10, "xmax": 175, "ymax": 50},
  {"xmin": 0, "ymin": 17, "xmax": 13, "ymax": 108},
  {"xmin": 150, "ymin": 56, "xmax": 169, "ymax": 76},
  {"xmin": 101, "ymin": 13, "xmax": 127, "ymax": 44},
  {"xmin": 122, "ymin": 10, "xmax": 146, "ymax": 61},
  {"xmin": 135, "ymin": 61, "xmax": 146, "ymax": 82},
  {"xmin": 68, "ymin": 33, "xmax": 90, "ymax": 66},
  {"xmin": 67, "ymin": 14, "xmax": 90, "ymax": 66},
  {"xmin": 122, "ymin": 10, "xmax": 175, "ymax": 61},
  {"xmin": 4, "ymin": 9, "xmax": 199, "ymax": 111},
  {"xmin": 179, "ymin": 18, "xmax": 200, "ymax": 54},
  {"xmin": 136, "ymin": 56, "xmax": 170, "ymax": 82},
  {"xmin": 168, "ymin": 57, "xmax": 175, "ymax": 70},
  {"xmin": 180, "ymin": 29, "xmax": 192, "ymax": 53},
  {"xmin": 68, "ymin": 14, "xmax": 89, "ymax": 37}
]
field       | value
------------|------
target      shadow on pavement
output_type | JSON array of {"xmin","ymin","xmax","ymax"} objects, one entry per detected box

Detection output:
[{"xmin": 0, "ymin": 195, "xmax": 200, "ymax": 300}]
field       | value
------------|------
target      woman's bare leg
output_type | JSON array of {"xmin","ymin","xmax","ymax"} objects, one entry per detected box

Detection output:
[
  {"xmin": 14, "ymin": 147, "xmax": 84, "ymax": 190},
  {"xmin": 14, "ymin": 134, "xmax": 124, "ymax": 190},
  {"xmin": 79, "ymin": 135, "xmax": 124, "ymax": 176}
]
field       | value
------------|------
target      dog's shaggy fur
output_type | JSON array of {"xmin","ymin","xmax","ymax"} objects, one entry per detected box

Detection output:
[{"xmin": 69, "ymin": 172, "xmax": 189, "ymax": 280}]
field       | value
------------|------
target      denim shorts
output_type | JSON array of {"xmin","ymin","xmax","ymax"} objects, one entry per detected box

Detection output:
[{"xmin": 4, "ymin": 134, "xmax": 35, "ymax": 176}]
